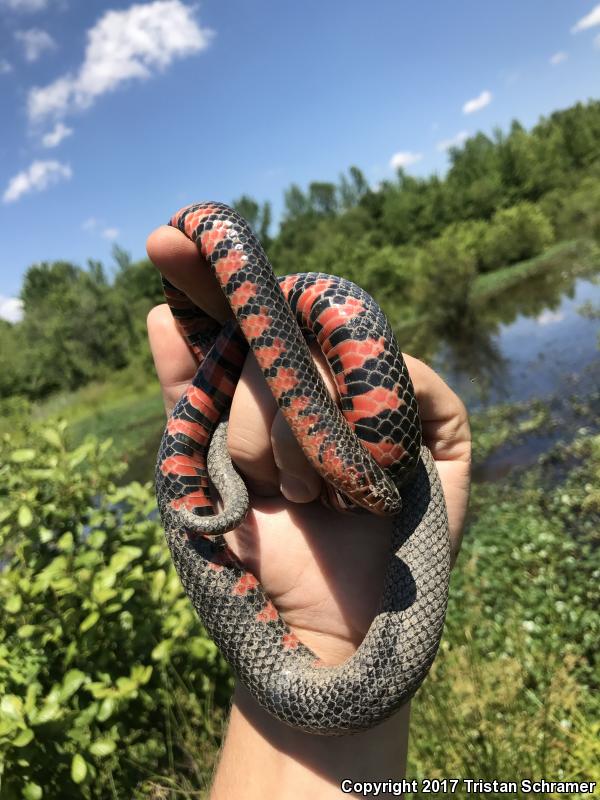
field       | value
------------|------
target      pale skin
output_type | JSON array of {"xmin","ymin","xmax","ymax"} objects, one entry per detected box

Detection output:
[{"xmin": 146, "ymin": 224, "xmax": 472, "ymax": 799}]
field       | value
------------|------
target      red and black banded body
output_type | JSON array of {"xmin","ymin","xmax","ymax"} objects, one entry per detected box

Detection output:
[{"xmin": 155, "ymin": 202, "xmax": 450, "ymax": 735}]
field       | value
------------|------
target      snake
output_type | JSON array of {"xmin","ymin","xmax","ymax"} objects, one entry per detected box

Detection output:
[{"xmin": 155, "ymin": 201, "xmax": 450, "ymax": 735}]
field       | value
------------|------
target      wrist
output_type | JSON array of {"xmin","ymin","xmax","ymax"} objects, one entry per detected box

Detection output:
[{"xmin": 209, "ymin": 683, "xmax": 410, "ymax": 799}]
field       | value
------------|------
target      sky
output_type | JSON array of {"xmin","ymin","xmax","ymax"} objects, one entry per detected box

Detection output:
[{"xmin": 1, "ymin": 0, "xmax": 599, "ymax": 321}]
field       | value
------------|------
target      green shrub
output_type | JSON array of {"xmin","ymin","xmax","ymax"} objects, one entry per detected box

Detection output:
[
  {"xmin": 0, "ymin": 421, "xmax": 231, "ymax": 799},
  {"xmin": 411, "ymin": 224, "xmax": 478, "ymax": 330},
  {"xmin": 478, "ymin": 203, "xmax": 555, "ymax": 271},
  {"xmin": 553, "ymin": 177, "xmax": 600, "ymax": 242}
]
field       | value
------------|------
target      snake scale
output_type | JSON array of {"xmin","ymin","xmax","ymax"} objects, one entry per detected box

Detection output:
[{"xmin": 155, "ymin": 202, "xmax": 450, "ymax": 735}]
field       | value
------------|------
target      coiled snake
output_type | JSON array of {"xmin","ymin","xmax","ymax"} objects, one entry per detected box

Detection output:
[{"xmin": 155, "ymin": 202, "xmax": 450, "ymax": 735}]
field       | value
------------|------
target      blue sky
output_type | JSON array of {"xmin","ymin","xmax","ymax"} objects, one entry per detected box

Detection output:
[{"xmin": 1, "ymin": 0, "xmax": 599, "ymax": 319}]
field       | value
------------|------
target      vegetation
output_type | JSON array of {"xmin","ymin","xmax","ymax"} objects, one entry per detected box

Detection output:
[
  {"xmin": 1, "ymin": 99, "xmax": 599, "ymax": 796},
  {"xmin": 0, "ymin": 408, "xmax": 598, "ymax": 797}
]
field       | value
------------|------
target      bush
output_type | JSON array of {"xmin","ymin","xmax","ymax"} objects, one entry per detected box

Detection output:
[
  {"xmin": 553, "ymin": 177, "xmax": 600, "ymax": 242},
  {"xmin": 411, "ymin": 224, "xmax": 478, "ymax": 330},
  {"xmin": 0, "ymin": 421, "xmax": 231, "ymax": 799},
  {"xmin": 478, "ymin": 203, "xmax": 555, "ymax": 271}
]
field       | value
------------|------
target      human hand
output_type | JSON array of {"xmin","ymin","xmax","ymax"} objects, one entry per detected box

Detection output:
[{"xmin": 146, "ymin": 224, "xmax": 471, "ymax": 667}]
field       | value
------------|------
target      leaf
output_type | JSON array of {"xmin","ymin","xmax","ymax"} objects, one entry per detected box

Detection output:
[
  {"xmin": 89, "ymin": 738, "xmax": 116, "ymax": 757},
  {"xmin": 96, "ymin": 697, "xmax": 115, "ymax": 722},
  {"xmin": 71, "ymin": 753, "xmax": 88, "ymax": 784},
  {"xmin": 60, "ymin": 669, "xmax": 86, "ymax": 700},
  {"xmin": 41, "ymin": 428, "xmax": 63, "ymax": 449},
  {"xmin": 57, "ymin": 531, "xmax": 74, "ymax": 551},
  {"xmin": 18, "ymin": 505, "xmax": 34, "ymax": 527},
  {"xmin": 1, "ymin": 695, "xmax": 23, "ymax": 721},
  {"xmin": 6, "ymin": 594, "xmax": 22, "ymax": 613},
  {"xmin": 79, "ymin": 611, "xmax": 100, "ymax": 632},
  {"xmin": 110, "ymin": 546, "xmax": 142, "ymax": 573},
  {"xmin": 22, "ymin": 782, "xmax": 43, "ymax": 800},
  {"xmin": 151, "ymin": 640, "xmax": 172, "ymax": 662},
  {"xmin": 18, "ymin": 624, "xmax": 36, "ymax": 639},
  {"xmin": 131, "ymin": 664, "xmax": 153, "ymax": 685},
  {"xmin": 11, "ymin": 448, "xmax": 36, "ymax": 463},
  {"xmin": 13, "ymin": 728, "xmax": 34, "ymax": 747}
]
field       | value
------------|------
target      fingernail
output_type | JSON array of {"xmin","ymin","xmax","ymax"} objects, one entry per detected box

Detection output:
[{"xmin": 279, "ymin": 473, "xmax": 317, "ymax": 504}]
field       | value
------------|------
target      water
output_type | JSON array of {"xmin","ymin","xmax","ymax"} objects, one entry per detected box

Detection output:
[
  {"xmin": 435, "ymin": 271, "xmax": 600, "ymax": 411},
  {"xmin": 128, "ymin": 256, "xmax": 600, "ymax": 485}
]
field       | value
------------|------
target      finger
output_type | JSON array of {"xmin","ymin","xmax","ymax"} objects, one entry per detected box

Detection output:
[
  {"xmin": 403, "ymin": 354, "xmax": 471, "ymax": 464},
  {"xmin": 146, "ymin": 224, "xmax": 232, "ymax": 323},
  {"xmin": 271, "ymin": 341, "xmax": 338, "ymax": 504},
  {"xmin": 403, "ymin": 354, "xmax": 471, "ymax": 564},
  {"xmin": 228, "ymin": 353, "xmax": 280, "ymax": 496},
  {"xmin": 230, "ymin": 341, "xmax": 335, "ymax": 504},
  {"xmin": 147, "ymin": 304, "xmax": 197, "ymax": 415},
  {"xmin": 271, "ymin": 411, "xmax": 323, "ymax": 503}
]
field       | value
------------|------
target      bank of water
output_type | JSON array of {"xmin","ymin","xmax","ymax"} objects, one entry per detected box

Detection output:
[{"xmin": 86, "ymin": 245, "xmax": 600, "ymax": 486}]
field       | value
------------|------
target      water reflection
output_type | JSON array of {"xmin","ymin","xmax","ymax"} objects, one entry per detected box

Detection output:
[{"xmin": 428, "ymin": 259, "xmax": 600, "ymax": 410}]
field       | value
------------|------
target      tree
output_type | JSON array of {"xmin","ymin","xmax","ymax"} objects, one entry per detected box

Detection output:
[
  {"xmin": 308, "ymin": 182, "xmax": 337, "ymax": 215},
  {"xmin": 338, "ymin": 166, "xmax": 369, "ymax": 209}
]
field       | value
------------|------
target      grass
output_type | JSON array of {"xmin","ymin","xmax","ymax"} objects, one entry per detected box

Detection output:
[
  {"xmin": 407, "ymin": 427, "xmax": 600, "ymax": 796},
  {"xmin": 472, "ymin": 238, "xmax": 598, "ymax": 303},
  {"xmin": 31, "ymin": 361, "xmax": 166, "ymax": 482}
]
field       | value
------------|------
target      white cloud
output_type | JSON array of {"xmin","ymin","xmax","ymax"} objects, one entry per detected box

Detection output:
[
  {"xmin": 82, "ymin": 217, "xmax": 118, "ymax": 240},
  {"xmin": 1, "ymin": 0, "xmax": 48, "ymax": 10},
  {"xmin": 537, "ymin": 309, "xmax": 564, "ymax": 326},
  {"xmin": 437, "ymin": 130, "xmax": 469, "ymax": 152},
  {"xmin": 389, "ymin": 151, "xmax": 422, "ymax": 170},
  {"xmin": 571, "ymin": 4, "xmax": 600, "ymax": 32},
  {"xmin": 0, "ymin": 296, "xmax": 24, "ymax": 323},
  {"xmin": 41, "ymin": 121, "xmax": 73, "ymax": 147},
  {"xmin": 16, "ymin": 28, "xmax": 56, "ymax": 62},
  {"xmin": 550, "ymin": 51, "xmax": 568, "ymax": 65},
  {"xmin": 82, "ymin": 217, "xmax": 98, "ymax": 231},
  {"xmin": 0, "ymin": 59, "xmax": 13, "ymax": 74},
  {"xmin": 462, "ymin": 90, "xmax": 492, "ymax": 114},
  {"xmin": 28, "ymin": 0, "xmax": 213, "ymax": 121},
  {"xmin": 3, "ymin": 159, "xmax": 71, "ymax": 203}
]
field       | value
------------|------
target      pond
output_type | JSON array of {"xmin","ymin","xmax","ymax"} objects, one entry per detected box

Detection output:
[{"xmin": 124, "ymin": 253, "xmax": 600, "ymax": 486}]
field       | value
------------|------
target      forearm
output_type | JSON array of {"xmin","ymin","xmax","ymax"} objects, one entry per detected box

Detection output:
[{"xmin": 209, "ymin": 685, "xmax": 410, "ymax": 799}]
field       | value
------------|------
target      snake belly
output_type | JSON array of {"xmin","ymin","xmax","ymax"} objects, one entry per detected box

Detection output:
[{"xmin": 155, "ymin": 201, "xmax": 451, "ymax": 735}]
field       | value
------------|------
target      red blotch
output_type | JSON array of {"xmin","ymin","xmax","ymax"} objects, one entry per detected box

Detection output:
[
  {"xmin": 170, "ymin": 491, "xmax": 211, "ymax": 511},
  {"xmin": 186, "ymin": 386, "xmax": 220, "ymax": 422},
  {"xmin": 366, "ymin": 439, "xmax": 407, "ymax": 467},
  {"xmin": 278, "ymin": 274, "xmax": 300, "ymax": 300},
  {"xmin": 232, "ymin": 573, "xmax": 259, "ymax": 596},
  {"xmin": 256, "ymin": 601, "xmax": 278, "ymax": 622},
  {"xmin": 200, "ymin": 224, "xmax": 229, "ymax": 257},
  {"xmin": 170, "ymin": 205, "xmax": 219, "ymax": 237},
  {"xmin": 274, "ymin": 366, "xmax": 299, "ymax": 393},
  {"xmin": 329, "ymin": 337, "xmax": 387, "ymax": 375},
  {"xmin": 216, "ymin": 248, "xmax": 246, "ymax": 282},
  {"xmin": 282, "ymin": 632, "xmax": 300, "ymax": 650},
  {"xmin": 161, "ymin": 454, "xmax": 201, "ymax": 477},
  {"xmin": 167, "ymin": 417, "xmax": 209, "ymax": 446},
  {"xmin": 230, "ymin": 280, "xmax": 258, "ymax": 308},
  {"xmin": 243, "ymin": 307, "xmax": 272, "ymax": 340},
  {"xmin": 295, "ymin": 278, "xmax": 335, "ymax": 321},
  {"xmin": 254, "ymin": 337, "xmax": 286, "ymax": 369},
  {"xmin": 345, "ymin": 387, "xmax": 403, "ymax": 421}
]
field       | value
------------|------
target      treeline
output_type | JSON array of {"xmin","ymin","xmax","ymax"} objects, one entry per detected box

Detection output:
[{"xmin": 2, "ymin": 99, "xmax": 600, "ymax": 401}]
